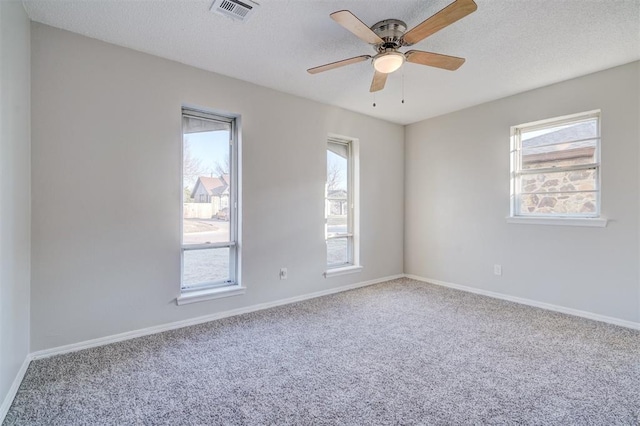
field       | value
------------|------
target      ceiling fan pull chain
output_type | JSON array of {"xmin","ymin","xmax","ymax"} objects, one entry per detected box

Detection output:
[
  {"xmin": 402, "ymin": 72, "xmax": 405, "ymax": 104},
  {"xmin": 373, "ymin": 93, "xmax": 376, "ymax": 107}
]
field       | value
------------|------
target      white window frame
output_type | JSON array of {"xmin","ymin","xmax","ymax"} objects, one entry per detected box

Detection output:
[
  {"xmin": 325, "ymin": 136, "xmax": 362, "ymax": 277},
  {"xmin": 177, "ymin": 107, "xmax": 243, "ymax": 304},
  {"xmin": 508, "ymin": 109, "xmax": 606, "ymax": 227}
]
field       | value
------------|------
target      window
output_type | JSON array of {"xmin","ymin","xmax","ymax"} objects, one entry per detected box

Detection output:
[
  {"xmin": 325, "ymin": 137, "xmax": 360, "ymax": 275},
  {"xmin": 510, "ymin": 110, "xmax": 603, "ymax": 224},
  {"xmin": 181, "ymin": 108, "xmax": 239, "ymax": 298}
]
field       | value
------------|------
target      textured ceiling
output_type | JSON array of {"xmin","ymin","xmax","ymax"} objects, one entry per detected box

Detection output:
[{"xmin": 22, "ymin": 0, "xmax": 640, "ymax": 125}]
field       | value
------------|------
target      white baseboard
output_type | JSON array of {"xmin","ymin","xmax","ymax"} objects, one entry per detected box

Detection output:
[
  {"xmin": 0, "ymin": 354, "xmax": 32, "ymax": 424},
  {"xmin": 31, "ymin": 274, "xmax": 404, "ymax": 361},
  {"xmin": 405, "ymin": 274, "xmax": 640, "ymax": 331}
]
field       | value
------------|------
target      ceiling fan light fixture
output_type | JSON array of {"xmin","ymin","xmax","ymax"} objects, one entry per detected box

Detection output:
[{"xmin": 373, "ymin": 51, "xmax": 405, "ymax": 74}]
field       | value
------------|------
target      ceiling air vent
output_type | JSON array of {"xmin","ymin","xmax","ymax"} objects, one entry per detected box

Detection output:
[{"xmin": 210, "ymin": 0, "xmax": 259, "ymax": 21}]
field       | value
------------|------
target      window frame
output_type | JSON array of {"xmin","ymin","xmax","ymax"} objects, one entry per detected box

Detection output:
[
  {"xmin": 325, "ymin": 136, "xmax": 361, "ymax": 276},
  {"xmin": 179, "ymin": 107, "xmax": 240, "ymax": 300},
  {"xmin": 509, "ymin": 110, "xmax": 606, "ymax": 227}
]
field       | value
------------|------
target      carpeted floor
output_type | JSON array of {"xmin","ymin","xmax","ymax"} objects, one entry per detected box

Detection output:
[{"xmin": 5, "ymin": 278, "xmax": 640, "ymax": 425}]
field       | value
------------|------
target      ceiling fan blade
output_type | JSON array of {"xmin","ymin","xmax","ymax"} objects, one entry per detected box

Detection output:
[
  {"xmin": 307, "ymin": 55, "xmax": 371, "ymax": 74},
  {"xmin": 402, "ymin": 0, "xmax": 477, "ymax": 46},
  {"xmin": 405, "ymin": 50, "xmax": 465, "ymax": 70},
  {"xmin": 370, "ymin": 71, "xmax": 387, "ymax": 92},
  {"xmin": 330, "ymin": 10, "xmax": 384, "ymax": 45}
]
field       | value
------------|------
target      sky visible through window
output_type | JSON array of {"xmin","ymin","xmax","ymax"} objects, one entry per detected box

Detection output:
[
  {"xmin": 184, "ymin": 130, "xmax": 229, "ymax": 188},
  {"xmin": 327, "ymin": 150, "xmax": 347, "ymax": 191},
  {"xmin": 521, "ymin": 123, "xmax": 576, "ymax": 142}
]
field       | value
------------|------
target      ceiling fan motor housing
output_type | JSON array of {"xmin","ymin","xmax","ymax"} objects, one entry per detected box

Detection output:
[{"xmin": 370, "ymin": 19, "xmax": 407, "ymax": 52}]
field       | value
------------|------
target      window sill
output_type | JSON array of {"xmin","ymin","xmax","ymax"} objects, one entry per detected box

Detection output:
[
  {"xmin": 324, "ymin": 265, "xmax": 363, "ymax": 278},
  {"xmin": 506, "ymin": 216, "xmax": 608, "ymax": 228},
  {"xmin": 176, "ymin": 285, "xmax": 246, "ymax": 306}
]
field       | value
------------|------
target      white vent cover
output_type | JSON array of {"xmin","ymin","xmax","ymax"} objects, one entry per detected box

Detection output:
[{"xmin": 210, "ymin": 0, "xmax": 259, "ymax": 21}]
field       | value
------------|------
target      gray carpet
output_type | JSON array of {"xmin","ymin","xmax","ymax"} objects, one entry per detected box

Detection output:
[{"xmin": 5, "ymin": 278, "xmax": 640, "ymax": 425}]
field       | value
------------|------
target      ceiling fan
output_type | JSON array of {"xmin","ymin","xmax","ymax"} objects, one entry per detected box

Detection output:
[{"xmin": 307, "ymin": 0, "xmax": 477, "ymax": 92}]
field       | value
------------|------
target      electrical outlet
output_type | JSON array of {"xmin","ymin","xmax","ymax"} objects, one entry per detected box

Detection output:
[
  {"xmin": 279, "ymin": 268, "xmax": 288, "ymax": 280},
  {"xmin": 494, "ymin": 264, "xmax": 502, "ymax": 276}
]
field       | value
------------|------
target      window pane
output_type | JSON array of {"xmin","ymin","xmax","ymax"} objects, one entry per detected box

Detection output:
[
  {"xmin": 183, "ymin": 218, "xmax": 230, "ymax": 245},
  {"xmin": 327, "ymin": 213, "xmax": 347, "ymax": 237},
  {"xmin": 512, "ymin": 112, "xmax": 600, "ymax": 219},
  {"xmin": 327, "ymin": 237, "xmax": 349, "ymax": 266},
  {"xmin": 522, "ymin": 139, "xmax": 597, "ymax": 170},
  {"xmin": 327, "ymin": 149, "xmax": 347, "ymax": 192},
  {"xmin": 522, "ymin": 118, "xmax": 597, "ymax": 147},
  {"xmin": 183, "ymin": 248, "xmax": 230, "ymax": 288},
  {"xmin": 327, "ymin": 142, "xmax": 350, "ymax": 267},
  {"xmin": 327, "ymin": 139, "xmax": 355, "ymax": 269},
  {"xmin": 519, "ymin": 169, "xmax": 596, "ymax": 194},
  {"xmin": 183, "ymin": 116, "xmax": 230, "ymax": 245},
  {"xmin": 519, "ymin": 192, "xmax": 597, "ymax": 215}
]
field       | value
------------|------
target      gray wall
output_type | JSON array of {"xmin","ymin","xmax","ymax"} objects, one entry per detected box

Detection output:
[
  {"xmin": 30, "ymin": 24, "xmax": 405, "ymax": 351},
  {"xmin": 0, "ymin": 1, "xmax": 31, "ymax": 407},
  {"xmin": 405, "ymin": 61, "xmax": 640, "ymax": 323}
]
